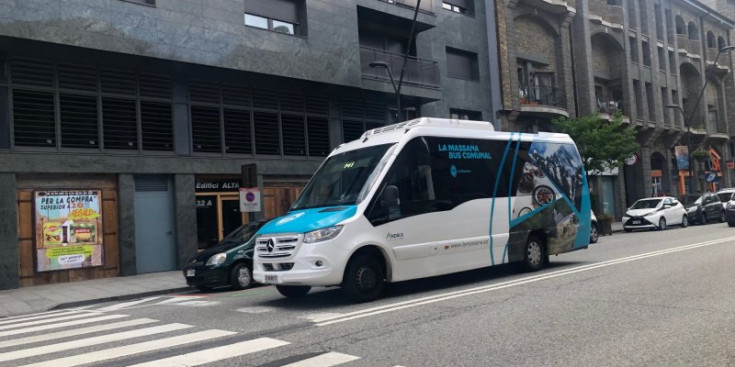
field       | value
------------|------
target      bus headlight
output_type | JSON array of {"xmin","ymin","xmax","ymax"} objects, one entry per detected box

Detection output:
[{"xmin": 304, "ymin": 226, "xmax": 343, "ymax": 243}]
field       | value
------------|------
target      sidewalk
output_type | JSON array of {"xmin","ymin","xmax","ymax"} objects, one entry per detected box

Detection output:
[
  {"xmin": 0, "ymin": 271, "xmax": 190, "ymax": 318},
  {"xmin": 611, "ymin": 221, "xmax": 624, "ymax": 233}
]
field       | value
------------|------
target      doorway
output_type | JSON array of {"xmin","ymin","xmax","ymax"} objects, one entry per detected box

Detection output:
[
  {"xmin": 134, "ymin": 175, "xmax": 176, "ymax": 273},
  {"xmin": 196, "ymin": 194, "xmax": 247, "ymax": 249}
]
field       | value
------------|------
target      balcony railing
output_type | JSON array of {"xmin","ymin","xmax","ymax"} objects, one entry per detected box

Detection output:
[
  {"xmin": 596, "ymin": 98, "xmax": 623, "ymax": 115},
  {"xmin": 519, "ymin": 85, "xmax": 567, "ymax": 109},
  {"xmin": 360, "ymin": 46, "xmax": 440, "ymax": 89},
  {"xmin": 378, "ymin": 0, "xmax": 434, "ymax": 14}
]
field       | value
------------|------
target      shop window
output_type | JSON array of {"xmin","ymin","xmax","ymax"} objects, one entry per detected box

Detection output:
[
  {"xmin": 244, "ymin": 0, "xmax": 304, "ymax": 36},
  {"xmin": 12, "ymin": 89, "xmax": 56, "ymax": 147},
  {"xmin": 254, "ymin": 111, "xmax": 280, "ymax": 155},
  {"xmin": 446, "ymin": 47, "xmax": 479, "ymax": 81},
  {"xmin": 191, "ymin": 105, "xmax": 223, "ymax": 153},
  {"xmin": 102, "ymin": 98, "xmax": 138, "ymax": 150}
]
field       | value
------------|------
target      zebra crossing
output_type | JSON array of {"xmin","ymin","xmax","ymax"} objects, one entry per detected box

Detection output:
[{"xmin": 0, "ymin": 309, "xmax": 405, "ymax": 367}]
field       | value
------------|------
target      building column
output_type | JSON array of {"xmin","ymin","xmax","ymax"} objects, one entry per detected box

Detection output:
[
  {"xmin": 174, "ymin": 174, "xmax": 197, "ymax": 269},
  {"xmin": 0, "ymin": 174, "xmax": 18, "ymax": 290},
  {"xmin": 118, "ymin": 174, "xmax": 137, "ymax": 276}
]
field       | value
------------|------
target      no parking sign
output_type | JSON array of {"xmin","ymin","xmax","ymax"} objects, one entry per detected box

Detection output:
[{"xmin": 239, "ymin": 187, "xmax": 261, "ymax": 212}]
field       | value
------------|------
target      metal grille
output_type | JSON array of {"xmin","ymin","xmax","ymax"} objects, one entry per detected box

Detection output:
[
  {"xmin": 140, "ymin": 101, "xmax": 174, "ymax": 151},
  {"xmin": 191, "ymin": 105, "xmax": 222, "ymax": 153},
  {"xmin": 60, "ymin": 94, "xmax": 99, "ymax": 148},
  {"xmin": 256, "ymin": 234, "xmax": 301, "ymax": 258},
  {"xmin": 364, "ymin": 100, "xmax": 387, "ymax": 121},
  {"xmin": 139, "ymin": 72, "xmax": 172, "ymax": 99},
  {"xmin": 223, "ymin": 108, "xmax": 252, "ymax": 154},
  {"xmin": 281, "ymin": 114, "xmax": 305, "ymax": 156},
  {"xmin": 222, "ymin": 84, "xmax": 250, "ymax": 107},
  {"xmin": 252, "ymin": 89, "xmax": 279, "ymax": 110},
  {"xmin": 135, "ymin": 175, "xmax": 169, "ymax": 192},
  {"xmin": 280, "ymin": 91, "xmax": 304, "ymax": 113},
  {"xmin": 306, "ymin": 95, "xmax": 328, "ymax": 115},
  {"xmin": 101, "ymin": 68, "xmax": 136, "ymax": 95},
  {"xmin": 190, "ymin": 81, "xmax": 220, "ymax": 104},
  {"xmin": 366, "ymin": 121, "xmax": 385, "ymax": 131},
  {"xmin": 253, "ymin": 111, "xmax": 279, "ymax": 155},
  {"xmin": 307, "ymin": 116, "xmax": 329, "ymax": 156},
  {"xmin": 58, "ymin": 64, "xmax": 97, "ymax": 92},
  {"xmin": 340, "ymin": 99, "xmax": 364, "ymax": 118},
  {"xmin": 12, "ymin": 89, "xmax": 56, "ymax": 147},
  {"xmin": 342, "ymin": 119, "xmax": 364, "ymax": 143},
  {"xmin": 10, "ymin": 59, "xmax": 54, "ymax": 87},
  {"xmin": 102, "ymin": 98, "xmax": 138, "ymax": 150}
]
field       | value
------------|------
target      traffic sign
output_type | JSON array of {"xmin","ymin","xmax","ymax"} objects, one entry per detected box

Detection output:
[
  {"xmin": 239, "ymin": 187, "xmax": 261, "ymax": 212},
  {"xmin": 705, "ymin": 172, "xmax": 717, "ymax": 183}
]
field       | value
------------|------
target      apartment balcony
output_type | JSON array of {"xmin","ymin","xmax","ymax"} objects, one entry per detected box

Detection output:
[
  {"xmin": 358, "ymin": 2, "xmax": 435, "ymax": 32},
  {"xmin": 588, "ymin": 1, "xmax": 624, "ymax": 27},
  {"xmin": 512, "ymin": 0, "xmax": 574, "ymax": 15},
  {"xmin": 360, "ymin": 46, "xmax": 441, "ymax": 90},
  {"xmin": 518, "ymin": 85, "xmax": 569, "ymax": 117},
  {"xmin": 596, "ymin": 99, "xmax": 629, "ymax": 122},
  {"xmin": 378, "ymin": 0, "xmax": 434, "ymax": 14}
]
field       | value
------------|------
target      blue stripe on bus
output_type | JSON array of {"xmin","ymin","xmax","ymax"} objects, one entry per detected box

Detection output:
[
  {"xmin": 489, "ymin": 132, "xmax": 515, "ymax": 265},
  {"xmin": 503, "ymin": 133, "xmax": 523, "ymax": 263}
]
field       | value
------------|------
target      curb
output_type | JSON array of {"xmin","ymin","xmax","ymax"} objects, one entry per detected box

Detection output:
[{"xmin": 51, "ymin": 286, "xmax": 193, "ymax": 311}]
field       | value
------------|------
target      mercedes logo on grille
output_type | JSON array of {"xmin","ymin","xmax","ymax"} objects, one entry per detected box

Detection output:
[{"xmin": 266, "ymin": 239, "xmax": 275, "ymax": 253}]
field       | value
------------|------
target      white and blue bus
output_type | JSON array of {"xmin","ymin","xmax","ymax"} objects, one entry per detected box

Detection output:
[{"xmin": 253, "ymin": 118, "xmax": 591, "ymax": 301}]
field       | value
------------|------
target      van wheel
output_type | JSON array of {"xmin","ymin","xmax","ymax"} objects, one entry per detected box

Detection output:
[
  {"xmin": 230, "ymin": 263, "xmax": 252, "ymax": 290},
  {"xmin": 589, "ymin": 223, "xmax": 599, "ymax": 244},
  {"xmin": 342, "ymin": 253, "xmax": 385, "ymax": 302},
  {"xmin": 276, "ymin": 285, "xmax": 311, "ymax": 298},
  {"xmin": 522, "ymin": 235, "xmax": 547, "ymax": 272}
]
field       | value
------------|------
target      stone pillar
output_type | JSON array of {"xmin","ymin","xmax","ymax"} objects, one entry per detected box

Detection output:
[
  {"xmin": 117, "ymin": 174, "xmax": 137, "ymax": 276},
  {"xmin": 174, "ymin": 174, "xmax": 197, "ymax": 269},
  {"xmin": 0, "ymin": 174, "xmax": 18, "ymax": 290}
]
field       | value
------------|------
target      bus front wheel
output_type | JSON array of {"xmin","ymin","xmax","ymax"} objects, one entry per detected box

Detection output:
[{"xmin": 342, "ymin": 252, "xmax": 385, "ymax": 302}]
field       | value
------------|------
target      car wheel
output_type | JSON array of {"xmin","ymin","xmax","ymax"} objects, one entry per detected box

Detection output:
[
  {"xmin": 720, "ymin": 211, "xmax": 726, "ymax": 223},
  {"xmin": 701, "ymin": 212, "xmax": 707, "ymax": 225},
  {"xmin": 342, "ymin": 252, "xmax": 385, "ymax": 302},
  {"xmin": 522, "ymin": 235, "xmax": 547, "ymax": 272},
  {"xmin": 681, "ymin": 215, "xmax": 688, "ymax": 228},
  {"xmin": 589, "ymin": 223, "xmax": 599, "ymax": 244},
  {"xmin": 230, "ymin": 263, "xmax": 252, "ymax": 290},
  {"xmin": 658, "ymin": 217, "xmax": 666, "ymax": 230},
  {"xmin": 276, "ymin": 285, "xmax": 311, "ymax": 298}
]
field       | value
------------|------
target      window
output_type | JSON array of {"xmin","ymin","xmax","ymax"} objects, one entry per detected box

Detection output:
[
  {"xmin": 244, "ymin": 0, "xmax": 304, "ymax": 36},
  {"xmin": 633, "ymin": 80, "xmax": 643, "ymax": 118},
  {"xmin": 645, "ymin": 82, "xmax": 654, "ymax": 121},
  {"xmin": 669, "ymin": 50, "xmax": 676, "ymax": 73},
  {"xmin": 442, "ymin": 0, "xmax": 473, "ymax": 16},
  {"xmin": 642, "ymin": 41, "xmax": 651, "ymax": 66},
  {"xmin": 630, "ymin": 37, "xmax": 639, "ymax": 63},
  {"xmin": 688, "ymin": 22, "xmax": 699, "ymax": 40},
  {"xmin": 707, "ymin": 31, "xmax": 716, "ymax": 48},
  {"xmin": 449, "ymin": 108, "xmax": 481, "ymax": 120},
  {"xmin": 446, "ymin": 47, "xmax": 479, "ymax": 81},
  {"xmin": 658, "ymin": 46, "xmax": 666, "ymax": 70},
  {"xmin": 120, "ymin": 0, "xmax": 155, "ymax": 6}
]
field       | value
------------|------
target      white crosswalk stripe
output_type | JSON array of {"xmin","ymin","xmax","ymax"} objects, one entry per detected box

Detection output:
[
  {"xmin": 0, "ymin": 314, "xmax": 127, "ymax": 338},
  {"xmin": 95, "ymin": 297, "xmax": 163, "ymax": 311},
  {"xmin": 279, "ymin": 352, "xmax": 361, "ymax": 367},
  {"xmin": 0, "ymin": 310, "xmax": 79, "ymax": 326},
  {"xmin": 0, "ymin": 309, "xmax": 68, "ymax": 322},
  {"xmin": 0, "ymin": 318, "xmax": 157, "ymax": 349},
  {"xmin": 125, "ymin": 338, "xmax": 291, "ymax": 367},
  {"xmin": 0, "ymin": 312, "xmax": 102, "ymax": 331}
]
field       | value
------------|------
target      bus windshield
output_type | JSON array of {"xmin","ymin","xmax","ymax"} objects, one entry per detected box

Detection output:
[{"xmin": 291, "ymin": 143, "xmax": 395, "ymax": 210}]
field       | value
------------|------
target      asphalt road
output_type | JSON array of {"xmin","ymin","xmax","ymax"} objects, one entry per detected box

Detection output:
[{"xmin": 4, "ymin": 223, "xmax": 735, "ymax": 367}]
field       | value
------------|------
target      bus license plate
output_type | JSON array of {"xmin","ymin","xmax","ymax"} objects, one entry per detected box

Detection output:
[
  {"xmin": 265, "ymin": 275, "xmax": 280, "ymax": 284},
  {"xmin": 186, "ymin": 269, "xmax": 195, "ymax": 277}
]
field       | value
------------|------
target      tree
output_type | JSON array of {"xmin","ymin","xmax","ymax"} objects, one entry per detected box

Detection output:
[{"xmin": 552, "ymin": 111, "xmax": 639, "ymax": 174}]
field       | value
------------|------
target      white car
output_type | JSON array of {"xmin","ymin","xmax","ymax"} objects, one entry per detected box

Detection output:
[
  {"xmin": 622, "ymin": 196, "xmax": 688, "ymax": 232},
  {"xmin": 716, "ymin": 188, "xmax": 735, "ymax": 210},
  {"xmin": 590, "ymin": 211, "xmax": 598, "ymax": 244}
]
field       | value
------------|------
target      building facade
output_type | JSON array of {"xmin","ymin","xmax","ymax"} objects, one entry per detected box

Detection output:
[
  {"xmin": 496, "ymin": 0, "xmax": 735, "ymax": 219},
  {"xmin": 0, "ymin": 0, "xmax": 501, "ymax": 290}
]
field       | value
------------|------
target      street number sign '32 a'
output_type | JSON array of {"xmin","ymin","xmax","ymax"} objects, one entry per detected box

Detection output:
[{"xmin": 239, "ymin": 187, "xmax": 261, "ymax": 212}]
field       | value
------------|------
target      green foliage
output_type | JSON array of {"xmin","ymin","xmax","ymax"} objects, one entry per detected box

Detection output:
[
  {"xmin": 552, "ymin": 111, "xmax": 639, "ymax": 174},
  {"xmin": 691, "ymin": 148, "xmax": 709, "ymax": 159}
]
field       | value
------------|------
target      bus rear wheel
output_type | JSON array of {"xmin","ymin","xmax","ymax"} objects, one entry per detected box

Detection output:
[
  {"xmin": 342, "ymin": 252, "xmax": 385, "ymax": 302},
  {"xmin": 522, "ymin": 235, "xmax": 547, "ymax": 272}
]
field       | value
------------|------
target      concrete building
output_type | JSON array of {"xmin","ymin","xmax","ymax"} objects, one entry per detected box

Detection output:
[
  {"xmin": 495, "ymin": 0, "xmax": 735, "ymax": 219},
  {"xmin": 0, "ymin": 0, "xmax": 502, "ymax": 290}
]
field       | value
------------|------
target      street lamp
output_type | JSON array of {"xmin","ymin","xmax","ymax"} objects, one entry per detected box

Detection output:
[
  {"xmin": 369, "ymin": 61, "xmax": 401, "ymax": 122},
  {"xmin": 665, "ymin": 43, "xmax": 735, "ymax": 194}
]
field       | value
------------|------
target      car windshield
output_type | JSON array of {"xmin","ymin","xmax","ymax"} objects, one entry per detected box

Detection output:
[
  {"xmin": 679, "ymin": 195, "xmax": 702, "ymax": 205},
  {"xmin": 631, "ymin": 199, "xmax": 661, "ymax": 209},
  {"xmin": 291, "ymin": 143, "xmax": 395, "ymax": 210},
  {"xmin": 717, "ymin": 192, "xmax": 732, "ymax": 202},
  {"xmin": 212, "ymin": 221, "xmax": 263, "ymax": 248}
]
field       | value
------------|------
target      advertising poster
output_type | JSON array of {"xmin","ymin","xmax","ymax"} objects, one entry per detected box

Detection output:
[
  {"xmin": 34, "ymin": 190, "xmax": 104, "ymax": 272},
  {"xmin": 675, "ymin": 146, "xmax": 689, "ymax": 170}
]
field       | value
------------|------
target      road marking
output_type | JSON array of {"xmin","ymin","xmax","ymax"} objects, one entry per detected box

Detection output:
[
  {"xmin": 0, "ymin": 318, "xmax": 157, "ymax": 349},
  {"xmin": 0, "ymin": 314, "xmax": 127, "ymax": 337},
  {"xmin": 0, "ymin": 309, "xmax": 68, "ymax": 321},
  {"xmin": 0, "ymin": 323, "xmax": 192, "ymax": 362},
  {"xmin": 316, "ymin": 236, "xmax": 735, "ymax": 326},
  {"xmin": 19, "ymin": 330, "xmax": 237, "ymax": 367},
  {"xmin": 155, "ymin": 296, "xmax": 204, "ymax": 305},
  {"xmin": 0, "ymin": 312, "xmax": 102, "ymax": 330},
  {"xmin": 96, "ymin": 297, "xmax": 162, "ymax": 311},
  {"xmin": 174, "ymin": 300, "xmax": 219, "ymax": 307},
  {"xmin": 236, "ymin": 306, "xmax": 276, "ymax": 314},
  {"xmin": 279, "ymin": 352, "xmax": 361, "ymax": 367},
  {"xmin": 125, "ymin": 338, "xmax": 290, "ymax": 367},
  {"xmin": 0, "ymin": 310, "xmax": 79, "ymax": 326}
]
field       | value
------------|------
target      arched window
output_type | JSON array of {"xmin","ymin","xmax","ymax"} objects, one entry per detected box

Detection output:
[
  {"xmin": 675, "ymin": 16, "xmax": 686, "ymax": 35},
  {"xmin": 707, "ymin": 31, "xmax": 716, "ymax": 48},
  {"xmin": 718, "ymin": 36, "xmax": 727, "ymax": 50},
  {"xmin": 688, "ymin": 22, "xmax": 699, "ymax": 40}
]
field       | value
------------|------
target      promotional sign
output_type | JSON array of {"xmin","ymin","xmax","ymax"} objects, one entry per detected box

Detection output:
[
  {"xmin": 727, "ymin": 160, "xmax": 735, "ymax": 170},
  {"xmin": 34, "ymin": 191, "xmax": 104, "ymax": 272},
  {"xmin": 675, "ymin": 146, "xmax": 689, "ymax": 170},
  {"xmin": 239, "ymin": 187, "xmax": 261, "ymax": 212}
]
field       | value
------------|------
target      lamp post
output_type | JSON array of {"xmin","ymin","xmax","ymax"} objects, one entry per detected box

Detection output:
[
  {"xmin": 369, "ymin": 61, "xmax": 401, "ymax": 122},
  {"xmin": 665, "ymin": 44, "xmax": 735, "ymax": 194}
]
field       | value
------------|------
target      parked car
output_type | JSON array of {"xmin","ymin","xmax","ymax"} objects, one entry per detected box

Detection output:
[
  {"xmin": 183, "ymin": 219, "xmax": 270, "ymax": 291},
  {"xmin": 725, "ymin": 198, "xmax": 735, "ymax": 227},
  {"xmin": 716, "ymin": 188, "xmax": 735, "ymax": 210},
  {"xmin": 590, "ymin": 211, "xmax": 599, "ymax": 244},
  {"xmin": 622, "ymin": 196, "xmax": 687, "ymax": 232},
  {"xmin": 679, "ymin": 192, "xmax": 725, "ymax": 224}
]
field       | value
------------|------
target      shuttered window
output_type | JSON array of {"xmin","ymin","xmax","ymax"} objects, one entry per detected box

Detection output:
[
  {"xmin": 224, "ymin": 109, "xmax": 252, "ymax": 154},
  {"xmin": 12, "ymin": 90, "xmax": 56, "ymax": 147},
  {"xmin": 446, "ymin": 47, "xmax": 479, "ymax": 81},
  {"xmin": 103, "ymin": 98, "xmax": 138, "ymax": 150},
  {"xmin": 60, "ymin": 94, "xmax": 99, "ymax": 148},
  {"xmin": 340, "ymin": 98, "xmax": 387, "ymax": 143},
  {"xmin": 191, "ymin": 105, "xmax": 222, "ymax": 153},
  {"xmin": 254, "ymin": 111, "xmax": 280, "ymax": 155},
  {"xmin": 244, "ymin": 0, "xmax": 304, "ymax": 36},
  {"xmin": 141, "ymin": 101, "xmax": 174, "ymax": 151},
  {"xmin": 281, "ymin": 114, "xmax": 305, "ymax": 156}
]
